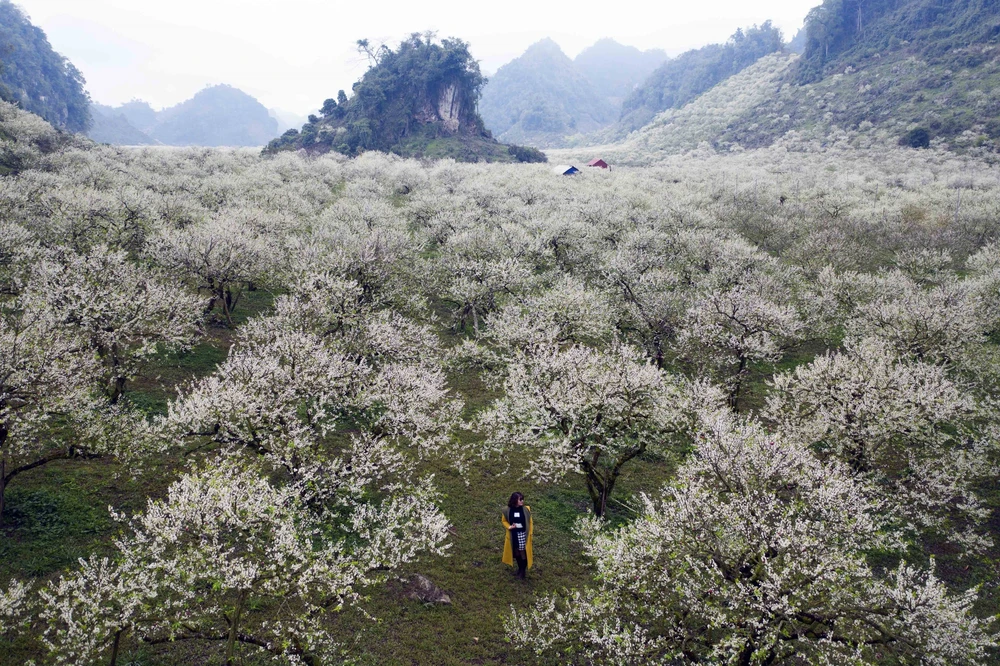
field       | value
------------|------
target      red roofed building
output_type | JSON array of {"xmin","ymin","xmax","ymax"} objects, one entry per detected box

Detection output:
[{"xmin": 587, "ymin": 158, "xmax": 609, "ymax": 169}]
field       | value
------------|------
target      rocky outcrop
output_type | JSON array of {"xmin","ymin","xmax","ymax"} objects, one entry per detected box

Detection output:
[
  {"xmin": 405, "ymin": 574, "xmax": 451, "ymax": 605},
  {"xmin": 437, "ymin": 84, "xmax": 462, "ymax": 132}
]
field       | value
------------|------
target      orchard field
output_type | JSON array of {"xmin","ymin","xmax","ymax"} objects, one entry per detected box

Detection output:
[{"xmin": 1, "ymin": 99, "xmax": 999, "ymax": 664}]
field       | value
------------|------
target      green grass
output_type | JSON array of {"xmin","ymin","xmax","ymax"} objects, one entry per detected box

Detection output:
[
  {"xmin": 1, "ymin": 484, "xmax": 111, "ymax": 576},
  {"xmin": 126, "ymin": 288, "xmax": 277, "ymax": 415},
  {"xmin": 127, "ymin": 340, "xmax": 230, "ymax": 415}
]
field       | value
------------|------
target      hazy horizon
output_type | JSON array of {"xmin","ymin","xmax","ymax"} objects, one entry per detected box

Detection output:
[{"xmin": 16, "ymin": 0, "xmax": 817, "ymax": 116}]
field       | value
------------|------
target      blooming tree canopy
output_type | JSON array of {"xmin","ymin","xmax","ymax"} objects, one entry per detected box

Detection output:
[
  {"xmin": 145, "ymin": 213, "xmax": 278, "ymax": 325},
  {"xmin": 163, "ymin": 271, "xmax": 466, "ymax": 480},
  {"xmin": 765, "ymin": 336, "xmax": 994, "ymax": 553},
  {"xmin": 477, "ymin": 335, "xmax": 719, "ymax": 516},
  {"xmin": 23, "ymin": 245, "xmax": 205, "ymax": 403},
  {"xmin": 38, "ymin": 459, "xmax": 450, "ymax": 665},
  {"xmin": 508, "ymin": 411, "xmax": 997, "ymax": 665}
]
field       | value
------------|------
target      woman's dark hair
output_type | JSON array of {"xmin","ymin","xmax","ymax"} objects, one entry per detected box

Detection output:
[{"xmin": 508, "ymin": 492, "xmax": 524, "ymax": 509}]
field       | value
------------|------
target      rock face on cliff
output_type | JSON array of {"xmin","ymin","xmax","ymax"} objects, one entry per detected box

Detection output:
[{"xmin": 265, "ymin": 34, "xmax": 544, "ymax": 162}]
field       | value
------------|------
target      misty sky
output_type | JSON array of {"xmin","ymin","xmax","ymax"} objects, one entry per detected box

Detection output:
[{"xmin": 17, "ymin": 0, "xmax": 818, "ymax": 116}]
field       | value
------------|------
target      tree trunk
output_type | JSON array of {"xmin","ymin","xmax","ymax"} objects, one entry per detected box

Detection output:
[
  {"xmin": 584, "ymin": 468, "xmax": 615, "ymax": 518},
  {"xmin": 109, "ymin": 628, "xmax": 124, "ymax": 666},
  {"xmin": 0, "ymin": 454, "xmax": 6, "ymax": 528},
  {"xmin": 581, "ymin": 452, "xmax": 606, "ymax": 517},
  {"xmin": 737, "ymin": 636, "xmax": 757, "ymax": 666},
  {"xmin": 728, "ymin": 356, "xmax": 750, "ymax": 412},
  {"xmin": 1, "ymin": 447, "xmax": 86, "ymax": 526},
  {"xmin": 0, "ymin": 424, "xmax": 8, "ymax": 526},
  {"xmin": 109, "ymin": 344, "xmax": 125, "ymax": 404},
  {"xmin": 109, "ymin": 375, "xmax": 126, "ymax": 405},
  {"xmin": 582, "ymin": 446, "xmax": 643, "ymax": 518},
  {"xmin": 226, "ymin": 589, "xmax": 247, "ymax": 666}
]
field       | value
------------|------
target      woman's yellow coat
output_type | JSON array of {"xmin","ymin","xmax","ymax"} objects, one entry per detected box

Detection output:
[{"xmin": 501, "ymin": 505, "xmax": 533, "ymax": 569}]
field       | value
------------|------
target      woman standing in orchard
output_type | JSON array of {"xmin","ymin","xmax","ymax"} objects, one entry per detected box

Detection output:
[{"xmin": 502, "ymin": 492, "xmax": 533, "ymax": 579}]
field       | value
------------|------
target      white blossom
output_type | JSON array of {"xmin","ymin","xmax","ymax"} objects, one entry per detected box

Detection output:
[
  {"xmin": 0, "ymin": 579, "xmax": 31, "ymax": 636},
  {"xmin": 22, "ymin": 245, "xmax": 205, "ymax": 402},
  {"xmin": 508, "ymin": 411, "xmax": 997, "ymax": 665},
  {"xmin": 39, "ymin": 459, "xmax": 449, "ymax": 665},
  {"xmin": 477, "ymin": 338, "xmax": 722, "ymax": 515},
  {"xmin": 765, "ymin": 337, "xmax": 993, "ymax": 552}
]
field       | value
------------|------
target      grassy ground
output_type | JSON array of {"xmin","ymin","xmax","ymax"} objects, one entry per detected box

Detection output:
[{"xmin": 2, "ymin": 291, "xmax": 998, "ymax": 665}]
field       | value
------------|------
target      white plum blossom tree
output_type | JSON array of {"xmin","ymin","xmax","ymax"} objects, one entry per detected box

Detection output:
[
  {"xmin": 0, "ymin": 289, "xmax": 156, "ymax": 524},
  {"xmin": 816, "ymin": 267, "xmax": 989, "ymax": 364},
  {"xmin": 675, "ymin": 277, "xmax": 804, "ymax": 409},
  {"xmin": 38, "ymin": 458, "xmax": 450, "ymax": 665},
  {"xmin": 764, "ymin": 336, "xmax": 993, "ymax": 553},
  {"xmin": 145, "ymin": 213, "xmax": 277, "ymax": 325},
  {"xmin": 163, "ymin": 271, "xmax": 465, "ymax": 481},
  {"xmin": 0, "ymin": 221, "xmax": 38, "ymax": 295},
  {"xmin": 431, "ymin": 224, "xmax": 544, "ymax": 332},
  {"xmin": 0, "ymin": 579, "xmax": 30, "ymax": 637},
  {"xmin": 966, "ymin": 243, "xmax": 1000, "ymax": 334},
  {"xmin": 0, "ymin": 296, "xmax": 97, "ymax": 523},
  {"xmin": 477, "ymin": 336, "xmax": 720, "ymax": 516},
  {"xmin": 23, "ymin": 246, "xmax": 205, "ymax": 403},
  {"xmin": 507, "ymin": 411, "xmax": 998, "ymax": 665}
]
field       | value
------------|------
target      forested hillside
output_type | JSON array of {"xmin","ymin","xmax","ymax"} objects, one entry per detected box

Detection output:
[
  {"xmin": 562, "ymin": 0, "xmax": 1000, "ymax": 158},
  {"xmin": 266, "ymin": 33, "xmax": 544, "ymax": 162},
  {"xmin": 115, "ymin": 99, "xmax": 158, "ymax": 133},
  {"xmin": 152, "ymin": 84, "xmax": 277, "ymax": 147},
  {"xmin": 479, "ymin": 39, "xmax": 617, "ymax": 148},
  {"xmin": 88, "ymin": 104, "xmax": 156, "ymax": 145},
  {"xmin": 796, "ymin": 0, "xmax": 1000, "ymax": 82},
  {"xmin": 0, "ymin": 0, "xmax": 90, "ymax": 133},
  {"xmin": 613, "ymin": 22, "xmax": 785, "ymax": 136},
  {"xmin": 559, "ymin": 53, "xmax": 797, "ymax": 164},
  {"xmin": 479, "ymin": 38, "xmax": 668, "ymax": 147},
  {"xmin": 719, "ymin": 0, "xmax": 1000, "ymax": 152}
]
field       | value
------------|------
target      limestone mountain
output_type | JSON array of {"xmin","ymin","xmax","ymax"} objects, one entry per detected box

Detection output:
[
  {"xmin": 91, "ymin": 86, "xmax": 279, "ymax": 147},
  {"xmin": 0, "ymin": 0, "xmax": 90, "ymax": 133},
  {"xmin": 268, "ymin": 108, "xmax": 310, "ymax": 135},
  {"xmin": 573, "ymin": 39, "xmax": 668, "ymax": 107},
  {"xmin": 479, "ymin": 38, "xmax": 666, "ymax": 148},
  {"xmin": 567, "ymin": 0, "xmax": 1000, "ymax": 160},
  {"xmin": 265, "ymin": 34, "xmax": 545, "ymax": 163},
  {"xmin": 114, "ymin": 100, "xmax": 158, "ymax": 134},
  {"xmin": 152, "ymin": 85, "xmax": 278, "ymax": 147},
  {"xmin": 479, "ymin": 39, "xmax": 615, "ymax": 147},
  {"xmin": 88, "ymin": 104, "xmax": 156, "ymax": 145}
]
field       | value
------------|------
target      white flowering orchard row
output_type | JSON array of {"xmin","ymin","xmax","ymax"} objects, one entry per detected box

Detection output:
[{"xmin": 0, "ymin": 100, "xmax": 997, "ymax": 663}]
